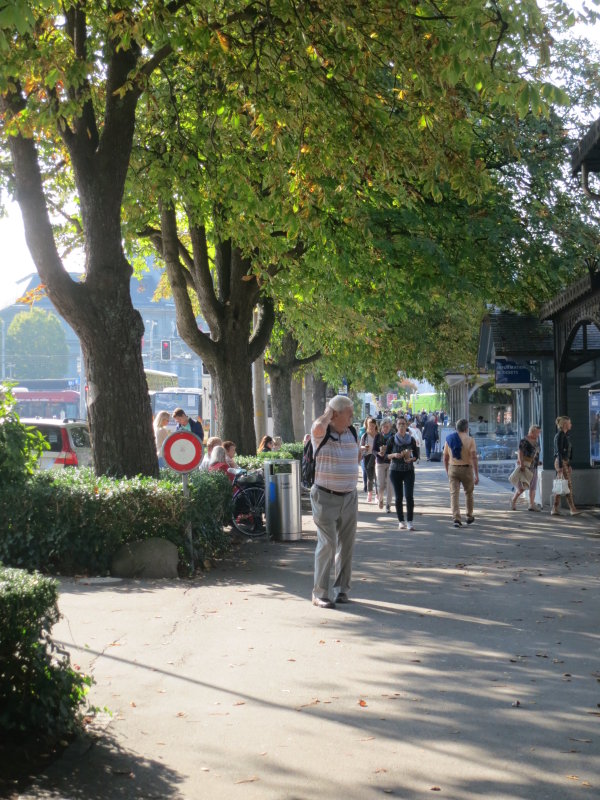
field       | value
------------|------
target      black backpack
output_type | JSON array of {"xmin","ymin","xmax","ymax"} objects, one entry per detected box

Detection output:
[{"xmin": 301, "ymin": 424, "xmax": 358, "ymax": 489}]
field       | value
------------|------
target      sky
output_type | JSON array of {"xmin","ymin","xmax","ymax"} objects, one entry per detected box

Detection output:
[{"xmin": 0, "ymin": 3, "xmax": 599, "ymax": 311}]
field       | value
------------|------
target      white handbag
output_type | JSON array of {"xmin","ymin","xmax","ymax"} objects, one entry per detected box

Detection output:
[{"xmin": 552, "ymin": 477, "xmax": 570, "ymax": 496}]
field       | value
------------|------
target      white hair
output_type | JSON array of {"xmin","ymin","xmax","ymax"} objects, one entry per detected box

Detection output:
[
  {"xmin": 328, "ymin": 395, "xmax": 354, "ymax": 412},
  {"xmin": 209, "ymin": 445, "xmax": 227, "ymax": 464}
]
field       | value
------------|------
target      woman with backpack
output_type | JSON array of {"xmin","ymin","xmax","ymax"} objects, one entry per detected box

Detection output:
[
  {"xmin": 385, "ymin": 417, "xmax": 419, "ymax": 530},
  {"xmin": 360, "ymin": 418, "xmax": 379, "ymax": 503}
]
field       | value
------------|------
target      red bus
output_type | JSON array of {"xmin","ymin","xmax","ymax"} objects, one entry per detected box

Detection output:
[{"xmin": 13, "ymin": 389, "xmax": 81, "ymax": 420}]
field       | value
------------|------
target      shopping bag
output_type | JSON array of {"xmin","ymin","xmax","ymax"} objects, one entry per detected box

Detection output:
[
  {"xmin": 552, "ymin": 477, "xmax": 570, "ymax": 496},
  {"xmin": 509, "ymin": 466, "xmax": 533, "ymax": 488}
]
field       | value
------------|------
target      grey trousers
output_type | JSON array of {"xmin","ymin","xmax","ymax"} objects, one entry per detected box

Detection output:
[{"xmin": 310, "ymin": 485, "xmax": 358, "ymax": 599}]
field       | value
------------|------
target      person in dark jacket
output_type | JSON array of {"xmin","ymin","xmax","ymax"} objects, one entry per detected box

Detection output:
[
  {"xmin": 422, "ymin": 414, "xmax": 439, "ymax": 460},
  {"xmin": 552, "ymin": 416, "xmax": 579, "ymax": 516},
  {"xmin": 172, "ymin": 407, "xmax": 204, "ymax": 441},
  {"xmin": 385, "ymin": 418, "xmax": 419, "ymax": 530}
]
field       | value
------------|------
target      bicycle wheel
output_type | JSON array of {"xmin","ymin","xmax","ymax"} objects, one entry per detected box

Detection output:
[{"xmin": 231, "ymin": 486, "xmax": 266, "ymax": 537}]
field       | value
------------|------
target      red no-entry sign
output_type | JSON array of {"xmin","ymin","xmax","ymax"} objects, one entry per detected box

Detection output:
[{"xmin": 163, "ymin": 431, "xmax": 203, "ymax": 473}]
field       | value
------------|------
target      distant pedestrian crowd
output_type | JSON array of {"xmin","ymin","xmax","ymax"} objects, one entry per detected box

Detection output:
[{"xmin": 309, "ymin": 402, "xmax": 581, "ymax": 610}]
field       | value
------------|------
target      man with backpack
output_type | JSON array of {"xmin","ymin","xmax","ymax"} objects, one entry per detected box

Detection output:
[{"xmin": 309, "ymin": 395, "xmax": 360, "ymax": 609}]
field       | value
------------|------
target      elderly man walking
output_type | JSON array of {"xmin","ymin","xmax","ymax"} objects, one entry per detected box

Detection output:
[
  {"xmin": 310, "ymin": 395, "xmax": 360, "ymax": 609},
  {"xmin": 443, "ymin": 418, "xmax": 479, "ymax": 528}
]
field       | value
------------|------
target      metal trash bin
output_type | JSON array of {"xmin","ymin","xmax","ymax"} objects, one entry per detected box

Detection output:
[{"xmin": 264, "ymin": 459, "xmax": 302, "ymax": 541}]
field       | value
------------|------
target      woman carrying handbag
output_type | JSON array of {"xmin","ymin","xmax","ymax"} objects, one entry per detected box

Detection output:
[{"xmin": 551, "ymin": 416, "xmax": 580, "ymax": 516}]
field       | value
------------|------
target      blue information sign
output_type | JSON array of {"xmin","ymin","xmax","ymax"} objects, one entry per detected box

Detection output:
[{"xmin": 495, "ymin": 359, "xmax": 531, "ymax": 389}]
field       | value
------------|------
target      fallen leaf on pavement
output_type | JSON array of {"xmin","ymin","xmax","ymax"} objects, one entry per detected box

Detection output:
[
  {"xmin": 297, "ymin": 699, "xmax": 320, "ymax": 710},
  {"xmin": 176, "ymin": 711, "xmax": 186, "ymax": 717}
]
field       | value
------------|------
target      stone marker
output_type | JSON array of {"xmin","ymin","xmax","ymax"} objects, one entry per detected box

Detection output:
[{"xmin": 111, "ymin": 537, "xmax": 179, "ymax": 579}]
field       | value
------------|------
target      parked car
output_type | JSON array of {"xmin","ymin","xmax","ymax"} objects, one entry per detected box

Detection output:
[{"xmin": 21, "ymin": 418, "xmax": 92, "ymax": 469}]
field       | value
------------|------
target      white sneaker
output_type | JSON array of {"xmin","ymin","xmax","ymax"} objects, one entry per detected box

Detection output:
[
  {"xmin": 398, "ymin": 521, "xmax": 407, "ymax": 530},
  {"xmin": 406, "ymin": 521, "xmax": 414, "ymax": 531}
]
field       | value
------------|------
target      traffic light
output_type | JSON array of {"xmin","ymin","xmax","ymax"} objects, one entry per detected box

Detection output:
[{"xmin": 161, "ymin": 340, "xmax": 171, "ymax": 361}]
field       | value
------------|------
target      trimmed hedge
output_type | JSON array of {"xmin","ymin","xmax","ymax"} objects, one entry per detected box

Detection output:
[
  {"xmin": 236, "ymin": 441, "xmax": 304, "ymax": 472},
  {"xmin": 0, "ymin": 468, "xmax": 233, "ymax": 575},
  {"xmin": 0, "ymin": 566, "xmax": 90, "ymax": 747}
]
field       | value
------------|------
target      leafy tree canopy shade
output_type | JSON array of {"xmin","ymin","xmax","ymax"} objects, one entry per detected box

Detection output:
[
  {"xmin": 0, "ymin": 1, "xmax": 597, "ymax": 467},
  {"xmin": 7, "ymin": 307, "xmax": 68, "ymax": 379}
]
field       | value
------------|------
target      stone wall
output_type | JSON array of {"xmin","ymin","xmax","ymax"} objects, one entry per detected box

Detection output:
[{"xmin": 479, "ymin": 459, "xmax": 514, "ymax": 480}]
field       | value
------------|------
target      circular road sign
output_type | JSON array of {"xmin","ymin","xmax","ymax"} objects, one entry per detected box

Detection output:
[{"xmin": 163, "ymin": 431, "xmax": 203, "ymax": 473}]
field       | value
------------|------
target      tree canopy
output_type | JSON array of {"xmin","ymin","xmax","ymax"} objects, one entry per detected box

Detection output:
[
  {"xmin": 7, "ymin": 308, "xmax": 68, "ymax": 379},
  {"xmin": 1, "ymin": 1, "xmax": 598, "ymax": 468}
]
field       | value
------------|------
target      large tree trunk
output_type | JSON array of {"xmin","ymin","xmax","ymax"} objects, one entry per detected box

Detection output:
[
  {"xmin": 313, "ymin": 373, "xmax": 327, "ymax": 419},
  {"xmin": 265, "ymin": 328, "xmax": 320, "ymax": 443},
  {"xmin": 1, "ymin": 34, "xmax": 159, "ymax": 477},
  {"xmin": 304, "ymin": 371, "xmax": 314, "ymax": 433},
  {"xmin": 268, "ymin": 366, "xmax": 295, "ymax": 442},
  {"xmin": 147, "ymin": 207, "xmax": 275, "ymax": 455},
  {"xmin": 78, "ymin": 283, "xmax": 156, "ymax": 476},
  {"xmin": 291, "ymin": 377, "xmax": 304, "ymax": 442},
  {"xmin": 253, "ymin": 355, "xmax": 268, "ymax": 446}
]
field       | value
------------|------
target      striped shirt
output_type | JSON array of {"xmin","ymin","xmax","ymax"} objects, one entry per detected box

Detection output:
[{"xmin": 312, "ymin": 426, "xmax": 359, "ymax": 493}]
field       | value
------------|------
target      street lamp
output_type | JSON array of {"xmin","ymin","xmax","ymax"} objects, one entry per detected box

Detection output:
[{"xmin": 145, "ymin": 319, "xmax": 157, "ymax": 366}]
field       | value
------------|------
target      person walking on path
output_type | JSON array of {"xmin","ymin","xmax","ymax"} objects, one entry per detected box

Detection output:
[
  {"xmin": 422, "ymin": 414, "xmax": 439, "ymax": 460},
  {"xmin": 310, "ymin": 395, "xmax": 360, "ymax": 609},
  {"xmin": 360, "ymin": 417, "xmax": 379, "ymax": 503},
  {"xmin": 510, "ymin": 425, "xmax": 541, "ymax": 511},
  {"xmin": 385, "ymin": 417, "xmax": 419, "ymax": 530},
  {"xmin": 443, "ymin": 418, "xmax": 479, "ymax": 528},
  {"xmin": 374, "ymin": 417, "xmax": 395, "ymax": 512},
  {"xmin": 552, "ymin": 415, "xmax": 580, "ymax": 516}
]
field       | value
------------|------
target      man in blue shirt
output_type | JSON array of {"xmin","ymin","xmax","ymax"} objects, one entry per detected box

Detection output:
[{"xmin": 172, "ymin": 407, "xmax": 204, "ymax": 442}]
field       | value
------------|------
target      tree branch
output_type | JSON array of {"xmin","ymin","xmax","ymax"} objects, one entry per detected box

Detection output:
[{"xmin": 248, "ymin": 295, "xmax": 275, "ymax": 362}]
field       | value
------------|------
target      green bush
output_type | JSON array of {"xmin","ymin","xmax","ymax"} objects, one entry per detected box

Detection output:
[
  {"xmin": 0, "ymin": 384, "xmax": 48, "ymax": 484},
  {"xmin": 236, "ymin": 441, "xmax": 304, "ymax": 472},
  {"xmin": 0, "ymin": 566, "xmax": 91, "ymax": 748},
  {"xmin": 0, "ymin": 469, "xmax": 233, "ymax": 575}
]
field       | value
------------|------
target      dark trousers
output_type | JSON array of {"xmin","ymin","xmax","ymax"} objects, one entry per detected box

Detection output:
[
  {"xmin": 390, "ymin": 469, "xmax": 415, "ymax": 522},
  {"xmin": 363, "ymin": 455, "xmax": 376, "ymax": 492},
  {"xmin": 424, "ymin": 438, "xmax": 436, "ymax": 459}
]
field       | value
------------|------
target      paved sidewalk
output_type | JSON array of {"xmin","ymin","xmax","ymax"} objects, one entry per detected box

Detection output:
[{"xmin": 19, "ymin": 463, "xmax": 600, "ymax": 799}]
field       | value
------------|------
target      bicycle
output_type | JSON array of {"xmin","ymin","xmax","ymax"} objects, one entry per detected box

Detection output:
[{"xmin": 230, "ymin": 468, "xmax": 267, "ymax": 538}]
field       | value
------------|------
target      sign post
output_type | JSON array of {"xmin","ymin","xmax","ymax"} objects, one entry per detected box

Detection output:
[{"xmin": 162, "ymin": 431, "xmax": 203, "ymax": 571}]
